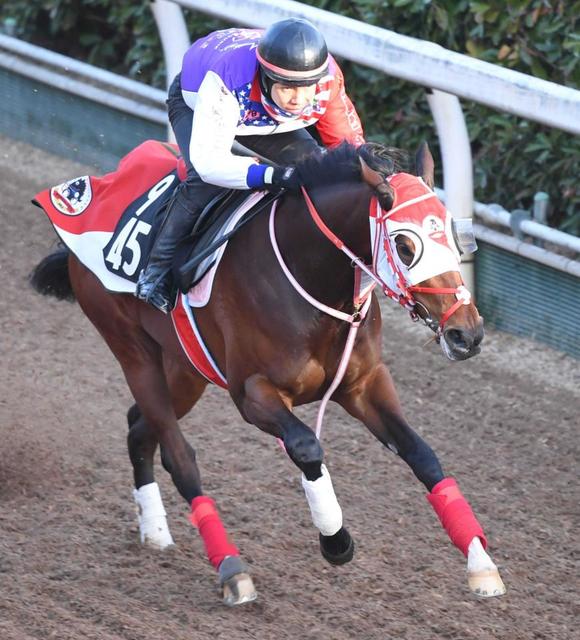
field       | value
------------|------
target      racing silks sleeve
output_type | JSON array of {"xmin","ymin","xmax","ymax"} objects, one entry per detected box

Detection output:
[
  {"xmin": 315, "ymin": 62, "xmax": 365, "ymax": 148},
  {"xmin": 184, "ymin": 71, "xmax": 262, "ymax": 189}
]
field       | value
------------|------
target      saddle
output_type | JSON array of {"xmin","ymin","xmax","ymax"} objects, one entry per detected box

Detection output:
[
  {"xmin": 173, "ymin": 188, "xmax": 277, "ymax": 293},
  {"xmin": 173, "ymin": 140, "xmax": 279, "ymax": 292}
]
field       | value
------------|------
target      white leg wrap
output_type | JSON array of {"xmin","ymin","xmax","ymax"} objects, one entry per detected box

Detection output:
[
  {"xmin": 467, "ymin": 536, "xmax": 497, "ymax": 572},
  {"xmin": 133, "ymin": 482, "xmax": 175, "ymax": 550},
  {"xmin": 301, "ymin": 464, "xmax": 343, "ymax": 537}
]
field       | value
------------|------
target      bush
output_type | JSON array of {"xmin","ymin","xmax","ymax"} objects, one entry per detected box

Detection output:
[
  {"xmin": 2, "ymin": 0, "xmax": 227, "ymax": 87},
  {"xmin": 3, "ymin": 0, "xmax": 579, "ymax": 232},
  {"xmin": 302, "ymin": 0, "xmax": 579, "ymax": 233}
]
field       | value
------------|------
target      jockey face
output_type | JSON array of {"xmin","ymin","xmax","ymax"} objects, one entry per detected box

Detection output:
[{"xmin": 271, "ymin": 83, "xmax": 317, "ymax": 114}]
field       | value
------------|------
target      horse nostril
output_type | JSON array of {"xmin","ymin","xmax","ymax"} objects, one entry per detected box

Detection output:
[{"xmin": 444, "ymin": 328, "xmax": 471, "ymax": 353}]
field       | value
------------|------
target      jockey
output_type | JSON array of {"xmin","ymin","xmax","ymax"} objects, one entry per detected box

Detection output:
[{"xmin": 136, "ymin": 18, "xmax": 365, "ymax": 313}]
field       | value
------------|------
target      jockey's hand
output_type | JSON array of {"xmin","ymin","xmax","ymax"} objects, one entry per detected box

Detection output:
[{"xmin": 266, "ymin": 166, "xmax": 302, "ymax": 191}]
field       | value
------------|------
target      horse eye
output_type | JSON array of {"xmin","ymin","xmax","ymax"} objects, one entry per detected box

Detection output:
[{"xmin": 395, "ymin": 236, "xmax": 415, "ymax": 266}]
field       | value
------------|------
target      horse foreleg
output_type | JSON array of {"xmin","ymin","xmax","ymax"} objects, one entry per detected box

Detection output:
[
  {"xmin": 338, "ymin": 363, "xmax": 506, "ymax": 597},
  {"xmin": 239, "ymin": 374, "xmax": 354, "ymax": 564}
]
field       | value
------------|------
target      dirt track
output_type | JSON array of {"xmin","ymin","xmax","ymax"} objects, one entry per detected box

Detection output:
[{"xmin": 1, "ymin": 135, "xmax": 579, "ymax": 640}]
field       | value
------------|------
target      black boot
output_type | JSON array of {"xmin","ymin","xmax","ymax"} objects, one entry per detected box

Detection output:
[{"xmin": 135, "ymin": 195, "xmax": 195, "ymax": 314}]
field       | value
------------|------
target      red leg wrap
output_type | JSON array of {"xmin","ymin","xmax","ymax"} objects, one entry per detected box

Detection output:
[
  {"xmin": 190, "ymin": 496, "xmax": 239, "ymax": 570},
  {"xmin": 426, "ymin": 477, "xmax": 487, "ymax": 557}
]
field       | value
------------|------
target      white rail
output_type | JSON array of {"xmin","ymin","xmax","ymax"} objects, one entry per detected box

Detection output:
[
  {"xmin": 0, "ymin": 33, "xmax": 164, "ymax": 104},
  {"xmin": 175, "ymin": 0, "xmax": 580, "ymax": 135},
  {"xmin": 1, "ymin": 16, "xmax": 578, "ymax": 280},
  {"xmin": 0, "ymin": 49, "xmax": 166, "ymax": 124},
  {"xmin": 474, "ymin": 203, "xmax": 580, "ymax": 255},
  {"xmin": 473, "ymin": 224, "xmax": 580, "ymax": 278}
]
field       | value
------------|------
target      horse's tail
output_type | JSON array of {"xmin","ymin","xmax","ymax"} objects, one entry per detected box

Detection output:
[{"xmin": 30, "ymin": 246, "xmax": 75, "ymax": 302}]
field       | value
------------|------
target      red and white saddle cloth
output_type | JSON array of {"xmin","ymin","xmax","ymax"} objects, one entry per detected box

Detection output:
[{"xmin": 34, "ymin": 140, "xmax": 265, "ymax": 390}]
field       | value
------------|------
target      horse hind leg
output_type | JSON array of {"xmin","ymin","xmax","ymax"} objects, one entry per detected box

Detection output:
[
  {"xmin": 127, "ymin": 404, "xmax": 175, "ymax": 550},
  {"xmin": 68, "ymin": 257, "xmax": 254, "ymax": 604},
  {"xmin": 126, "ymin": 358, "xmax": 208, "ymax": 551},
  {"xmin": 162, "ymin": 361, "xmax": 257, "ymax": 606}
]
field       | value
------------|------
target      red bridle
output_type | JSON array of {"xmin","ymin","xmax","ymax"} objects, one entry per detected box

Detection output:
[{"xmin": 300, "ymin": 187, "xmax": 471, "ymax": 336}]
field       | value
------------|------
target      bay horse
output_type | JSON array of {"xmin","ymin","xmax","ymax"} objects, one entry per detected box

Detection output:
[{"xmin": 31, "ymin": 141, "xmax": 506, "ymax": 605}]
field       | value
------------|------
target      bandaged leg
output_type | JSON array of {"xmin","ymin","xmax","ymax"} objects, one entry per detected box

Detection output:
[
  {"xmin": 190, "ymin": 496, "xmax": 256, "ymax": 606},
  {"xmin": 301, "ymin": 464, "xmax": 343, "ymax": 536},
  {"xmin": 426, "ymin": 477, "xmax": 486, "ymax": 556},
  {"xmin": 133, "ymin": 482, "xmax": 175, "ymax": 549},
  {"xmin": 427, "ymin": 477, "xmax": 506, "ymax": 597},
  {"xmin": 190, "ymin": 496, "xmax": 239, "ymax": 570}
]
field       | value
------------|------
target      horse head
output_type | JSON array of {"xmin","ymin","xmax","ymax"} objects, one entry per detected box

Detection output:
[{"xmin": 359, "ymin": 142, "xmax": 483, "ymax": 361}]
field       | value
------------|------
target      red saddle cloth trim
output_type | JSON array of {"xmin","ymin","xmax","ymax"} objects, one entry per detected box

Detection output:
[{"xmin": 171, "ymin": 294, "xmax": 228, "ymax": 389}]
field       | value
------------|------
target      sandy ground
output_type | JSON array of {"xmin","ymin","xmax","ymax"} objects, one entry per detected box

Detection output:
[{"xmin": 0, "ymin": 135, "xmax": 579, "ymax": 640}]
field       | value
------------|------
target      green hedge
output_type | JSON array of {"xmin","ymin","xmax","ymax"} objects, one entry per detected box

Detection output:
[{"xmin": 3, "ymin": 0, "xmax": 579, "ymax": 233}]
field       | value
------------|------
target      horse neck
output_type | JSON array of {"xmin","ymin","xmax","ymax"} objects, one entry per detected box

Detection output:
[{"xmin": 276, "ymin": 183, "xmax": 372, "ymax": 307}]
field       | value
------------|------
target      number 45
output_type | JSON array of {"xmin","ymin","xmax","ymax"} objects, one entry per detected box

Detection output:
[
  {"xmin": 105, "ymin": 173, "xmax": 176, "ymax": 276},
  {"xmin": 105, "ymin": 218, "xmax": 152, "ymax": 276}
]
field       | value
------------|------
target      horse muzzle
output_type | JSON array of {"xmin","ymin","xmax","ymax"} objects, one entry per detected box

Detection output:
[{"xmin": 440, "ymin": 320, "xmax": 484, "ymax": 361}]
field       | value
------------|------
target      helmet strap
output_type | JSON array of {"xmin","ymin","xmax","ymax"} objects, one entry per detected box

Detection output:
[{"xmin": 258, "ymin": 68, "xmax": 274, "ymax": 101}]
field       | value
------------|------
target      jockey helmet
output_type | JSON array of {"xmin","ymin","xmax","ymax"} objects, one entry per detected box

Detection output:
[{"xmin": 257, "ymin": 18, "xmax": 329, "ymax": 87}]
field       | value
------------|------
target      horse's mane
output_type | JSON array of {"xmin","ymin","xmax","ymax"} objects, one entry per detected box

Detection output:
[{"xmin": 295, "ymin": 142, "xmax": 413, "ymax": 189}]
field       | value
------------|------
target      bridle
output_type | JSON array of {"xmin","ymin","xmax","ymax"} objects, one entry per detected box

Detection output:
[
  {"xmin": 301, "ymin": 186, "xmax": 472, "ymax": 337},
  {"xmin": 269, "ymin": 183, "xmax": 473, "ymax": 440}
]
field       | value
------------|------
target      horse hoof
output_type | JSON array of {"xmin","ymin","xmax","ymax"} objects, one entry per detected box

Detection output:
[
  {"xmin": 468, "ymin": 568, "xmax": 507, "ymax": 598},
  {"xmin": 319, "ymin": 528, "xmax": 355, "ymax": 566},
  {"xmin": 219, "ymin": 556, "xmax": 257, "ymax": 606},
  {"xmin": 139, "ymin": 520, "xmax": 175, "ymax": 550},
  {"xmin": 142, "ymin": 534, "xmax": 175, "ymax": 550}
]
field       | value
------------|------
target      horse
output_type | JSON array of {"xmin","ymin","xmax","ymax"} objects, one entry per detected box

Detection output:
[{"xmin": 30, "ymin": 140, "xmax": 506, "ymax": 605}]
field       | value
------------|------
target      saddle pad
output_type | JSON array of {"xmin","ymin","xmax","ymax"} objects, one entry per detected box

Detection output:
[
  {"xmin": 34, "ymin": 139, "xmax": 266, "ymax": 306},
  {"xmin": 186, "ymin": 190, "xmax": 266, "ymax": 307},
  {"xmin": 34, "ymin": 140, "xmax": 186, "ymax": 293}
]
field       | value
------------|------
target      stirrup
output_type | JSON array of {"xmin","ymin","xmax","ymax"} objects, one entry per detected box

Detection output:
[{"xmin": 135, "ymin": 274, "xmax": 173, "ymax": 314}]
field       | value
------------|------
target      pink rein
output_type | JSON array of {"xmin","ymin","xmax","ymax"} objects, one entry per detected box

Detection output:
[{"xmin": 269, "ymin": 186, "xmax": 469, "ymax": 441}]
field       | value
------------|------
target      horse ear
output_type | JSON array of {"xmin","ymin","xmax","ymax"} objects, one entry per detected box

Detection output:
[
  {"xmin": 359, "ymin": 156, "xmax": 395, "ymax": 210},
  {"xmin": 415, "ymin": 141, "xmax": 435, "ymax": 189}
]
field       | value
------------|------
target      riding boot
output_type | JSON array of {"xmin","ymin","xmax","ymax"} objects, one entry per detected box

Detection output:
[{"xmin": 135, "ymin": 194, "xmax": 196, "ymax": 314}]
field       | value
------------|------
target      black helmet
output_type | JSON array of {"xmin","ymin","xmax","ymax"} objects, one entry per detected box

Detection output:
[{"xmin": 257, "ymin": 18, "xmax": 329, "ymax": 86}]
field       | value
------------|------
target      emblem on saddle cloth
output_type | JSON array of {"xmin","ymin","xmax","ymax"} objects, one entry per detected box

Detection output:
[{"xmin": 50, "ymin": 176, "xmax": 92, "ymax": 216}]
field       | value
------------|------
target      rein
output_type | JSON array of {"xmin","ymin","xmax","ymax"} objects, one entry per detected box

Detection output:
[
  {"xmin": 269, "ymin": 185, "xmax": 471, "ymax": 440},
  {"xmin": 269, "ymin": 196, "xmax": 375, "ymax": 440}
]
